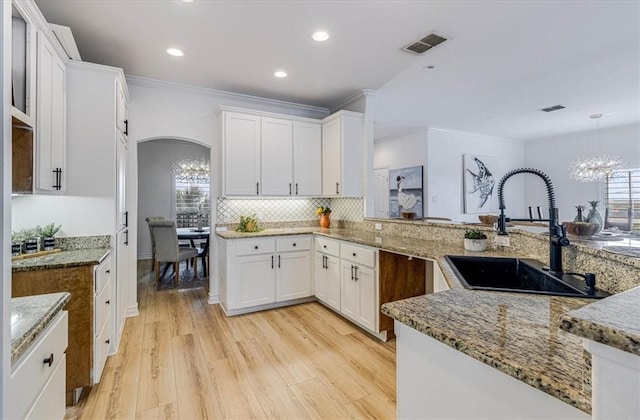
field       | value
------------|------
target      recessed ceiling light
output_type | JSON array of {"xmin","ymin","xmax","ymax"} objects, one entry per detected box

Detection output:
[
  {"xmin": 182, "ymin": 0, "xmax": 194, "ymax": 2},
  {"xmin": 274, "ymin": 70, "xmax": 288, "ymax": 78},
  {"xmin": 166, "ymin": 47, "xmax": 184, "ymax": 57},
  {"xmin": 312, "ymin": 31, "xmax": 330, "ymax": 42}
]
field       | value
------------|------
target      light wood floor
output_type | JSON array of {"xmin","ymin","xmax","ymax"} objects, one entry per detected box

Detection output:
[{"xmin": 66, "ymin": 261, "xmax": 397, "ymax": 419}]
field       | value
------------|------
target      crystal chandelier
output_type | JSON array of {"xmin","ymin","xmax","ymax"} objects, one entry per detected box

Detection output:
[
  {"xmin": 568, "ymin": 114, "xmax": 625, "ymax": 182},
  {"xmin": 171, "ymin": 158, "xmax": 210, "ymax": 183}
]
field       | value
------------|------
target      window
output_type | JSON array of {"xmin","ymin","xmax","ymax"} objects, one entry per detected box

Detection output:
[
  {"xmin": 605, "ymin": 168, "xmax": 640, "ymax": 231},
  {"xmin": 175, "ymin": 178, "xmax": 210, "ymax": 228}
]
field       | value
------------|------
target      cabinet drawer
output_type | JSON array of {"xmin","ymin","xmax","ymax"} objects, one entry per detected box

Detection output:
[
  {"xmin": 95, "ymin": 254, "xmax": 112, "ymax": 293},
  {"xmin": 235, "ymin": 238, "xmax": 275, "ymax": 256},
  {"xmin": 341, "ymin": 243, "xmax": 376, "ymax": 268},
  {"xmin": 277, "ymin": 236, "xmax": 311, "ymax": 252},
  {"xmin": 26, "ymin": 353, "xmax": 66, "ymax": 420},
  {"xmin": 9, "ymin": 311, "xmax": 68, "ymax": 420},
  {"xmin": 94, "ymin": 312, "xmax": 112, "ymax": 384},
  {"xmin": 315, "ymin": 236, "xmax": 340, "ymax": 257},
  {"xmin": 95, "ymin": 279, "xmax": 112, "ymax": 336}
]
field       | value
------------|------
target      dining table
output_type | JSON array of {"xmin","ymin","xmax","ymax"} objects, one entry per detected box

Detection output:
[{"xmin": 176, "ymin": 227, "xmax": 210, "ymax": 247}]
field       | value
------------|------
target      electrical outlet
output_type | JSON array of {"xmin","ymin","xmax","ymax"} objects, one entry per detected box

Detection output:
[
  {"xmin": 375, "ymin": 223, "xmax": 382, "ymax": 231},
  {"xmin": 494, "ymin": 236, "xmax": 510, "ymax": 247}
]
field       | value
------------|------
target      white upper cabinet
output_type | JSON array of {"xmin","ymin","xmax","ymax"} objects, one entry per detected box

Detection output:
[
  {"xmin": 321, "ymin": 111, "xmax": 364, "ymax": 197},
  {"xmin": 261, "ymin": 117, "xmax": 293, "ymax": 196},
  {"xmin": 221, "ymin": 108, "xmax": 324, "ymax": 197},
  {"xmin": 223, "ymin": 112, "xmax": 262, "ymax": 196},
  {"xmin": 11, "ymin": 3, "xmax": 37, "ymax": 127},
  {"xmin": 293, "ymin": 121, "xmax": 322, "ymax": 196},
  {"xmin": 115, "ymin": 77, "xmax": 128, "ymax": 137},
  {"xmin": 35, "ymin": 31, "xmax": 66, "ymax": 192}
]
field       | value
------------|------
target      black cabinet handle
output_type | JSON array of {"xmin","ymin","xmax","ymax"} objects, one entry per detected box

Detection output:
[
  {"xmin": 271, "ymin": 255, "xmax": 274, "ymax": 269},
  {"xmin": 124, "ymin": 119, "xmax": 128, "ymax": 135},
  {"xmin": 351, "ymin": 265, "xmax": 354, "ymax": 280},
  {"xmin": 106, "ymin": 300, "xmax": 110, "ymax": 305},
  {"xmin": 254, "ymin": 245, "xmax": 259, "ymax": 250},
  {"xmin": 353, "ymin": 252, "xmax": 356, "ymax": 257},
  {"xmin": 105, "ymin": 269, "xmax": 110, "ymax": 274},
  {"xmin": 278, "ymin": 255, "xmax": 281, "ymax": 268},
  {"xmin": 295, "ymin": 183, "xmax": 298, "ymax": 195},
  {"xmin": 52, "ymin": 168, "xmax": 62, "ymax": 190},
  {"xmin": 336, "ymin": 182, "xmax": 340, "ymax": 195},
  {"xmin": 293, "ymin": 243, "xmax": 296, "ymax": 247},
  {"xmin": 124, "ymin": 230, "xmax": 129, "ymax": 246},
  {"xmin": 105, "ymin": 339, "xmax": 110, "ymax": 344},
  {"xmin": 125, "ymin": 211, "xmax": 129, "ymax": 227},
  {"xmin": 354, "ymin": 266, "xmax": 359, "ymax": 281},
  {"xmin": 256, "ymin": 182, "xmax": 259, "ymax": 195},
  {"xmin": 323, "ymin": 245, "xmax": 327, "ymax": 249},
  {"xmin": 43, "ymin": 353, "xmax": 54, "ymax": 367},
  {"xmin": 289, "ymin": 183, "xmax": 292, "ymax": 195}
]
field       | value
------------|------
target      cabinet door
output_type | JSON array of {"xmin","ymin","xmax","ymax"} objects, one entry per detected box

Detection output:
[
  {"xmin": 325, "ymin": 255, "xmax": 341, "ymax": 311},
  {"xmin": 322, "ymin": 118, "xmax": 342, "ymax": 196},
  {"xmin": 115, "ymin": 229, "xmax": 129, "ymax": 345},
  {"xmin": 224, "ymin": 112, "xmax": 261, "ymax": 196},
  {"xmin": 261, "ymin": 117, "xmax": 293, "ymax": 196},
  {"xmin": 36, "ymin": 32, "xmax": 65, "ymax": 192},
  {"xmin": 314, "ymin": 252, "xmax": 327, "ymax": 303},
  {"xmin": 340, "ymin": 261, "xmax": 359, "ymax": 320},
  {"xmin": 355, "ymin": 265, "xmax": 376, "ymax": 331},
  {"xmin": 293, "ymin": 121, "xmax": 322, "ymax": 196},
  {"xmin": 116, "ymin": 131, "xmax": 128, "ymax": 230},
  {"xmin": 276, "ymin": 251, "xmax": 311, "ymax": 301},
  {"xmin": 115, "ymin": 78, "xmax": 128, "ymax": 136},
  {"xmin": 236, "ymin": 254, "xmax": 276, "ymax": 308}
]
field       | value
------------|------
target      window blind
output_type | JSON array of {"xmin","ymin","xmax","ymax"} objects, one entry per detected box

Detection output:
[
  {"xmin": 175, "ymin": 178, "xmax": 210, "ymax": 228},
  {"xmin": 605, "ymin": 168, "xmax": 639, "ymax": 231}
]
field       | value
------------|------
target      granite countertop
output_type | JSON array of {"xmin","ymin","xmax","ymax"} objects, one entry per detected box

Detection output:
[
  {"xmin": 11, "ymin": 292, "xmax": 71, "ymax": 365},
  {"xmin": 382, "ymin": 290, "xmax": 593, "ymax": 413},
  {"xmin": 558, "ymin": 285, "xmax": 640, "ymax": 356},
  {"xmin": 12, "ymin": 248, "xmax": 111, "ymax": 272},
  {"xmin": 216, "ymin": 226, "xmax": 321, "ymax": 239}
]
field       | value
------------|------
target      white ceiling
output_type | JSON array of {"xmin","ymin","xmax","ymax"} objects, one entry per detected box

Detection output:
[{"xmin": 35, "ymin": 0, "xmax": 640, "ymax": 141}]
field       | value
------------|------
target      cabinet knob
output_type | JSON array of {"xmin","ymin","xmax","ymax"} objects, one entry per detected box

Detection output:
[
  {"xmin": 293, "ymin": 243, "xmax": 296, "ymax": 247},
  {"xmin": 323, "ymin": 245, "xmax": 327, "ymax": 249},
  {"xmin": 105, "ymin": 269, "xmax": 110, "ymax": 274},
  {"xmin": 353, "ymin": 252, "xmax": 357, "ymax": 257},
  {"xmin": 254, "ymin": 245, "xmax": 259, "ymax": 250},
  {"xmin": 106, "ymin": 300, "xmax": 110, "ymax": 305},
  {"xmin": 105, "ymin": 339, "xmax": 110, "ymax": 344},
  {"xmin": 43, "ymin": 353, "xmax": 54, "ymax": 367}
]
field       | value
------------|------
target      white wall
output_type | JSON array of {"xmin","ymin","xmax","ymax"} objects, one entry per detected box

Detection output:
[
  {"xmin": 11, "ymin": 195, "xmax": 114, "ymax": 236},
  {"xmin": 524, "ymin": 122, "xmax": 640, "ymax": 224},
  {"xmin": 374, "ymin": 129, "xmax": 428, "ymax": 214},
  {"xmin": 137, "ymin": 138, "xmax": 209, "ymax": 258},
  {"xmin": 427, "ymin": 127, "xmax": 526, "ymax": 222}
]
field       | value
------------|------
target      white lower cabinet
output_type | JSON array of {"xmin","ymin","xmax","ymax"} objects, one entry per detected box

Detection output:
[
  {"xmin": 9, "ymin": 310, "xmax": 68, "ymax": 420},
  {"xmin": 221, "ymin": 235, "xmax": 312, "ymax": 314},
  {"xmin": 314, "ymin": 252, "xmax": 341, "ymax": 311},
  {"xmin": 93, "ymin": 253, "xmax": 113, "ymax": 384}
]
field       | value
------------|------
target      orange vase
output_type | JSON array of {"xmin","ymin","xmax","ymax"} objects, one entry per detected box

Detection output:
[{"xmin": 320, "ymin": 213, "xmax": 331, "ymax": 228}]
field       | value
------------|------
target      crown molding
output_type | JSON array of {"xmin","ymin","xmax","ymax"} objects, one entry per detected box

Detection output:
[
  {"xmin": 125, "ymin": 75, "xmax": 330, "ymax": 117},
  {"xmin": 330, "ymin": 89, "xmax": 378, "ymax": 113}
]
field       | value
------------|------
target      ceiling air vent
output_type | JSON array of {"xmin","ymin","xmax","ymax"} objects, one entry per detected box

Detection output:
[
  {"xmin": 540, "ymin": 105, "xmax": 566, "ymax": 113},
  {"xmin": 402, "ymin": 32, "xmax": 447, "ymax": 55}
]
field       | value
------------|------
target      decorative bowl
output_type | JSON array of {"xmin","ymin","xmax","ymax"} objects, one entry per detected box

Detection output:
[
  {"xmin": 478, "ymin": 215, "xmax": 498, "ymax": 225},
  {"xmin": 563, "ymin": 221, "xmax": 599, "ymax": 237}
]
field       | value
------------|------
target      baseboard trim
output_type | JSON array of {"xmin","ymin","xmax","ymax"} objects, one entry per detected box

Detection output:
[{"xmin": 126, "ymin": 304, "xmax": 139, "ymax": 317}]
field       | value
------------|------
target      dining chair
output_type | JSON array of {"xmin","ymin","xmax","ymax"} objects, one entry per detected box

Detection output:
[
  {"xmin": 197, "ymin": 237, "xmax": 210, "ymax": 277},
  {"xmin": 145, "ymin": 216, "xmax": 165, "ymax": 270},
  {"xmin": 148, "ymin": 220, "xmax": 199, "ymax": 284}
]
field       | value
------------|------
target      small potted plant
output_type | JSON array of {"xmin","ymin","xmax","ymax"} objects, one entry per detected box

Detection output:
[
  {"xmin": 11, "ymin": 231, "xmax": 24, "ymax": 257},
  {"xmin": 20, "ymin": 228, "xmax": 39, "ymax": 254},
  {"xmin": 316, "ymin": 206, "xmax": 332, "ymax": 228},
  {"xmin": 36, "ymin": 223, "xmax": 61, "ymax": 251},
  {"xmin": 236, "ymin": 214, "xmax": 262, "ymax": 233},
  {"xmin": 464, "ymin": 229, "xmax": 488, "ymax": 252}
]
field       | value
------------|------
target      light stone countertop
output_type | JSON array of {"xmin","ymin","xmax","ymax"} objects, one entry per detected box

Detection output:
[
  {"xmin": 11, "ymin": 292, "xmax": 71, "ymax": 365},
  {"xmin": 558, "ymin": 285, "xmax": 640, "ymax": 356},
  {"xmin": 11, "ymin": 248, "xmax": 111, "ymax": 272}
]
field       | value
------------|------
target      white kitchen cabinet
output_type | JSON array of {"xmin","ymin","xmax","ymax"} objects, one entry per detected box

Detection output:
[
  {"xmin": 293, "ymin": 121, "xmax": 322, "ymax": 196},
  {"xmin": 261, "ymin": 117, "xmax": 293, "ymax": 196},
  {"xmin": 220, "ymin": 107, "xmax": 323, "ymax": 197},
  {"xmin": 223, "ymin": 111, "xmax": 262, "ymax": 196},
  {"xmin": 340, "ymin": 253, "xmax": 376, "ymax": 331},
  {"xmin": 66, "ymin": 62, "xmax": 130, "ymax": 348},
  {"xmin": 314, "ymin": 236, "xmax": 341, "ymax": 311},
  {"xmin": 35, "ymin": 30, "xmax": 66, "ymax": 192},
  {"xmin": 220, "ymin": 235, "xmax": 313, "ymax": 314},
  {"xmin": 115, "ymin": 77, "xmax": 128, "ymax": 136},
  {"xmin": 321, "ymin": 111, "xmax": 364, "ymax": 197},
  {"xmin": 94, "ymin": 254, "xmax": 113, "ymax": 383},
  {"xmin": 9, "ymin": 310, "xmax": 68, "ymax": 420}
]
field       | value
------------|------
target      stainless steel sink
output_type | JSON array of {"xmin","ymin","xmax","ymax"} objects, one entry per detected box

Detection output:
[{"xmin": 445, "ymin": 255, "xmax": 610, "ymax": 298}]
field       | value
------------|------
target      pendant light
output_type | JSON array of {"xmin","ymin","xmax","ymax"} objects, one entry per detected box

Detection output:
[{"xmin": 568, "ymin": 114, "xmax": 625, "ymax": 182}]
